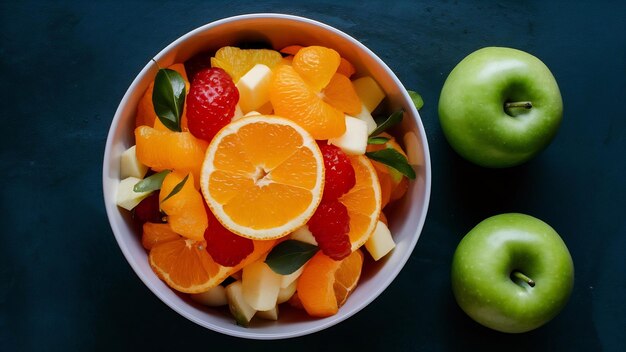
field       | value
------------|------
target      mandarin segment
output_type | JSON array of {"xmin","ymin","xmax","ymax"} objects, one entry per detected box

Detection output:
[
  {"xmin": 297, "ymin": 249, "xmax": 364, "ymax": 317},
  {"xmin": 134, "ymin": 126, "xmax": 208, "ymax": 186},
  {"xmin": 292, "ymin": 46, "xmax": 341, "ymax": 92},
  {"xmin": 270, "ymin": 64, "xmax": 346, "ymax": 140},
  {"xmin": 322, "ymin": 73, "xmax": 362, "ymax": 116},
  {"xmin": 159, "ymin": 171, "xmax": 207, "ymax": 241}
]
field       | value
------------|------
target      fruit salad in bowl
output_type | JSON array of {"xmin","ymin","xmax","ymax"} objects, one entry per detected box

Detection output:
[{"xmin": 103, "ymin": 13, "xmax": 431, "ymax": 339}]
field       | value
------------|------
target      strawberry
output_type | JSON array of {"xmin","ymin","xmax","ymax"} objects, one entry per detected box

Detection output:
[
  {"xmin": 204, "ymin": 206, "xmax": 254, "ymax": 267},
  {"xmin": 307, "ymin": 199, "xmax": 351, "ymax": 260},
  {"xmin": 187, "ymin": 68, "xmax": 239, "ymax": 142},
  {"xmin": 317, "ymin": 142, "xmax": 356, "ymax": 201}
]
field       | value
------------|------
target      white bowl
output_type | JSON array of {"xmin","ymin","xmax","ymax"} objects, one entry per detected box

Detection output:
[{"xmin": 102, "ymin": 13, "xmax": 431, "ymax": 339}]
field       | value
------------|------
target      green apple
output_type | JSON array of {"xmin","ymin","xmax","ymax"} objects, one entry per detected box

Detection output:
[
  {"xmin": 438, "ymin": 47, "xmax": 563, "ymax": 168},
  {"xmin": 451, "ymin": 213, "xmax": 574, "ymax": 333}
]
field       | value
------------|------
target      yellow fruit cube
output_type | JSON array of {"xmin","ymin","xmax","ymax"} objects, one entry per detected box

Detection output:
[
  {"xmin": 242, "ymin": 260, "xmax": 282, "ymax": 311},
  {"xmin": 236, "ymin": 64, "xmax": 273, "ymax": 113},
  {"xmin": 352, "ymin": 76, "xmax": 385, "ymax": 112},
  {"xmin": 116, "ymin": 177, "xmax": 151, "ymax": 211},
  {"xmin": 329, "ymin": 115, "xmax": 369, "ymax": 155},
  {"xmin": 120, "ymin": 145, "xmax": 148, "ymax": 179}
]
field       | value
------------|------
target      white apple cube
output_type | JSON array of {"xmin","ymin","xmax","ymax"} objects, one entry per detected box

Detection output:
[
  {"xmin": 279, "ymin": 266, "xmax": 304, "ymax": 289},
  {"xmin": 256, "ymin": 305, "xmax": 279, "ymax": 321},
  {"xmin": 352, "ymin": 76, "xmax": 385, "ymax": 112},
  {"xmin": 277, "ymin": 279, "xmax": 298, "ymax": 304},
  {"xmin": 225, "ymin": 281, "xmax": 256, "ymax": 327},
  {"xmin": 116, "ymin": 177, "xmax": 151, "ymax": 211},
  {"xmin": 290, "ymin": 224, "xmax": 318, "ymax": 246},
  {"xmin": 365, "ymin": 221, "xmax": 396, "ymax": 261},
  {"xmin": 190, "ymin": 285, "xmax": 228, "ymax": 306},
  {"xmin": 242, "ymin": 260, "xmax": 282, "ymax": 311},
  {"xmin": 120, "ymin": 145, "xmax": 148, "ymax": 179},
  {"xmin": 329, "ymin": 115, "xmax": 369, "ymax": 155},
  {"xmin": 352, "ymin": 103, "xmax": 377, "ymax": 134},
  {"xmin": 236, "ymin": 64, "xmax": 272, "ymax": 113}
]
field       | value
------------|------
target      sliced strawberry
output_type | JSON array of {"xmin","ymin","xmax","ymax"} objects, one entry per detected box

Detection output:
[
  {"xmin": 204, "ymin": 206, "xmax": 254, "ymax": 267},
  {"xmin": 317, "ymin": 142, "xmax": 356, "ymax": 201},
  {"xmin": 187, "ymin": 68, "xmax": 239, "ymax": 142},
  {"xmin": 307, "ymin": 199, "xmax": 351, "ymax": 260}
]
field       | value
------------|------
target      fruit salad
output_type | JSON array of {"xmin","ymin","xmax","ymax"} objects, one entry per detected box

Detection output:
[{"xmin": 116, "ymin": 44, "xmax": 416, "ymax": 326}]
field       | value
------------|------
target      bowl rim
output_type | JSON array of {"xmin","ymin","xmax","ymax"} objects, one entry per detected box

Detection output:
[{"xmin": 102, "ymin": 12, "xmax": 432, "ymax": 339}]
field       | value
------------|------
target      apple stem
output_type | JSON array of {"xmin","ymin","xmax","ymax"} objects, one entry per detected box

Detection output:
[
  {"xmin": 505, "ymin": 101, "xmax": 533, "ymax": 109},
  {"xmin": 512, "ymin": 271, "xmax": 535, "ymax": 287}
]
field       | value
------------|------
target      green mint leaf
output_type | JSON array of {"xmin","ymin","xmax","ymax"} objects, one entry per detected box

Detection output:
[
  {"xmin": 407, "ymin": 90, "xmax": 424, "ymax": 110},
  {"xmin": 366, "ymin": 148, "xmax": 416, "ymax": 179},
  {"xmin": 370, "ymin": 110, "xmax": 403, "ymax": 137},
  {"xmin": 161, "ymin": 174, "xmax": 189, "ymax": 203},
  {"xmin": 265, "ymin": 240, "xmax": 319, "ymax": 275},
  {"xmin": 368, "ymin": 136, "xmax": 390, "ymax": 145},
  {"xmin": 152, "ymin": 68, "xmax": 185, "ymax": 132},
  {"xmin": 133, "ymin": 170, "xmax": 171, "ymax": 193}
]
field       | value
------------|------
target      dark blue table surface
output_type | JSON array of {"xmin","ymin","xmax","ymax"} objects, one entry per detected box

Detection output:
[{"xmin": 2, "ymin": 1, "xmax": 625, "ymax": 351}]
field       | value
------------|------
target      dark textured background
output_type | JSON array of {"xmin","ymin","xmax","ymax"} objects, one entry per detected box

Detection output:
[{"xmin": 1, "ymin": 1, "xmax": 625, "ymax": 350}]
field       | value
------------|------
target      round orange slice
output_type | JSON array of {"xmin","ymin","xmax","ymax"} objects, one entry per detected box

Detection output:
[
  {"xmin": 339, "ymin": 155, "xmax": 382, "ymax": 251},
  {"xmin": 147, "ymin": 233, "xmax": 276, "ymax": 294},
  {"xmin": 200, "ymin": 115, "xmax": 324, "ymax": 240}
]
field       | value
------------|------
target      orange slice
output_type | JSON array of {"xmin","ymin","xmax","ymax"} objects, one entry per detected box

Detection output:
[
  {"xmin": 159, "ymin": 171, "xmax": 207, "ymax": 241},
  {"xmin": 148, "ymin": 233, "xmax": 276, "ymax": 294},
  {"xmin": 339, "ymin": 155, "xmax": 382, "ymax": 251},
  {"xmin": 210, "ymin": 46, "xmax": 282, "ymax": 82},
  {"xmin": 270, "ymin": 64, "xmax": 346, "ymax": 140},
  {"xmin": 200, "ymin": 115, "xmax": 324, "ymax": 240},
  {"xmin": 297, "ymin": 249, "xmax": 364, "ymax": 317}
]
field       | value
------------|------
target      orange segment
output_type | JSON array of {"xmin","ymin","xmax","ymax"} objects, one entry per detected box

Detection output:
[
  {"xmin": 134, "ymin": 126, "xmax": 208, "ymax": 186},
  {"xmin": 149, "ymin": 237, "xmax": 230, "ymax": 293},
  {"xmin": 136, "ymin": 63, "xmax": 189, "ymax": 128},
  {"xmin": 142, "ymin": 222, "xmax": 179, "ymax": 250},
  {"xmin": 336, "ymin": 57, "xmax": 356, "ymax": 78},
  {"xmin": 159, "ymin": 171, "xmax": 207, "ymax": 241},
  {"xmin": 322, "ymin": 73, "xmax": 362, "ymax": 115},
  {"xmin": 297, "ymin": 249, "xmax": 364, "ymax": 317},
  {"xmin": 270, "ymin": 64, "xmax": 346, "ymax": 140},
  {"xmin": 281, "ymin": 45, "xmax": 355, "ymax": 78},
  {"xmin": 211, "ymin": 46, "xmax": 282, "ymax": 82},
  {"xmin": 292, "ymin": 46, "xmax": 341, "ymax": 92},
  {"xmin": 148, "ymin": 233, "xmax": 275, "ymax": 294},
  {"xmin": 279, "ymin": 45, "xmax": 303, "ymax": 56},
  {"xmin": 339, "ymin": 155, "xmax": 382, "ymax": 250},
  {"xmin": 201, "ymin": 115, "xmax": 324, "ymax": 240},
  {"xmin": 366, "ymin": 133, "xmax": 409, "ymax": 204}
]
